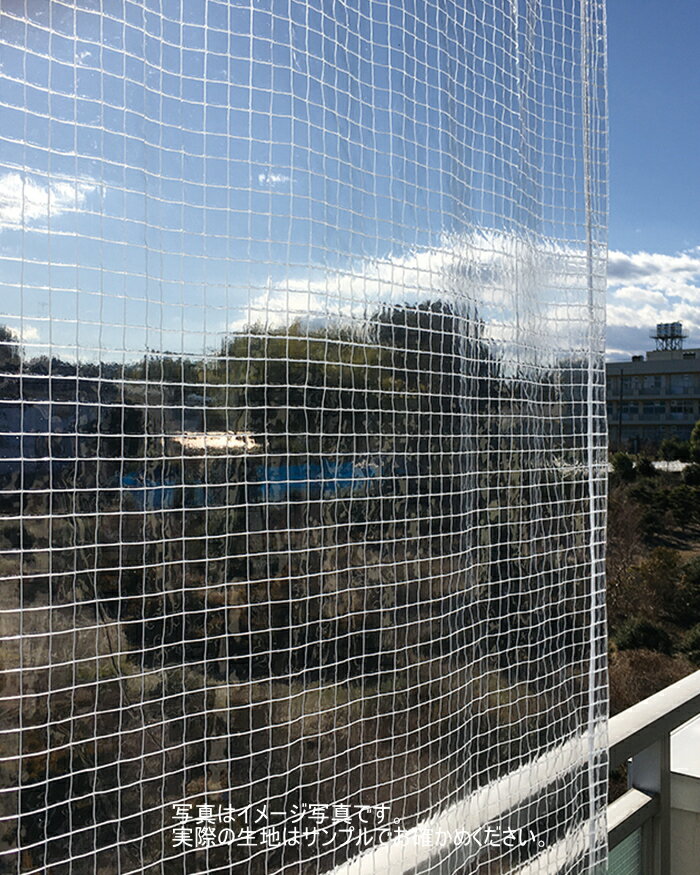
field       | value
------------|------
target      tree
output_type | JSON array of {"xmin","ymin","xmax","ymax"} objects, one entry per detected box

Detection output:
[
  {"xmin": 690, "ymin": 418, "xmax": 700, "ymax": 462},
  {"xmin": 659, "ymin": 437, "xmax": 690, "ymax": 462},
  {"xmin": 668, "ymin": 484, "xmax": 698, "ymax": 526},
  {"xmin": 0, "ymin": 324, "xmax": 21, "ymax": 374},
  {"xmin": 616, "ymin": 618, "xmax": 673, "ymax": 655},
  {"xmin": 682, "ymin": 463, "xmax": 700, "ymax": 486},
  {"xmin": 611, "ymin": 452, "xmax": 635, "ymax": 482},
  {"xmin": 635, "ymin": 456, "xmax": 656, "ymax": 478}
]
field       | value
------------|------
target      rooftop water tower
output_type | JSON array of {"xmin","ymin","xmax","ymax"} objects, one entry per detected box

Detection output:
[{"xmin": 651, "ymin": 321, "xmax": 687, "ymax": 351}]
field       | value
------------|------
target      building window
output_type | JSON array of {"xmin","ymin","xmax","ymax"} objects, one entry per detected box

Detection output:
[
  {"xmin": 641, "ymin": 402, "xmax": 665, "ymax": 420},
  {"xmin": 670, "ymin": 401, "xmax": 694, "ymax": 420},
  {"xmin": 669, "ymin": 374, "xmax": 693, "ymax": 395}
]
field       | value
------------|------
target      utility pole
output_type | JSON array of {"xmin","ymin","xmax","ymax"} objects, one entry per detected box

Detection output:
[{"xmin": 618, "ymin": 366, "xmax": 624, "ymax": 449}]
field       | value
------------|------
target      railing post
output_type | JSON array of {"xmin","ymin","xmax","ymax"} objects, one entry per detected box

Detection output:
[
  {"xmin": 608, "ymin": 672, "xmax": 700, "ymax": 873},
  {"xmin": 629, "ymin": 734, "xmax": 671, "ymax": 875}
]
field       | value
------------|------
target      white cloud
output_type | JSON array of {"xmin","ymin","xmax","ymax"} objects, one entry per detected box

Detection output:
[
  {"xmin": 611, "ymin": 285, "xmax": 667, "ymax": 307},
  {"xmin": 230, "ymin": 231, "xmax": 596, "ymax": 363},
  {"xmin": 20, "ymin": 325, "xmax": 39, "ymax": 342},
  {"xmin": 3, "ymin": 324, "xmax": 39, "ymax": 344},
  {"xmin": 231, "ymin": 235, "xmax": 700, "ymax": 362},
  {"xmin": 0, "ymin": 173, "xmax": 95, "ymax": 229},
  {"xmin": 257, "ymin": 170, "xmax": 290, "ymax": 189},
  {"xmin": 606, "ymin": 247, "xmax": 700, "ymax": 357},
  {"xmin": 608, "ymin": 249, "xmax": 700, "ymax": 282}
]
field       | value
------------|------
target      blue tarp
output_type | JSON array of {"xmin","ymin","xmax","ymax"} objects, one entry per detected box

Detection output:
[
  {"xmin": 119, "ymin": 458, "xmax": 389, "ymax": 508},
  {"xmin": 253, "ymin": 459, "xmax": 381, "ymax": 501}
]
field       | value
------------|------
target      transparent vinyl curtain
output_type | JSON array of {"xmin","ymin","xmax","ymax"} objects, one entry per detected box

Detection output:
[{"xmin": 0, "ymin": 1, "xmax": 608, "ymax": 873}]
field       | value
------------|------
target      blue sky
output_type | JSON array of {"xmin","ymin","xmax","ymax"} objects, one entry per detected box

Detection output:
[
  {"xmin": 606, "ymin": 0, "xmax": 700, "ymax": 358},
  {"xmin": 0, "ymin": 0, "xmax": 588, "ymax": 365},
  {"xmin": 0, "ymin": 1, "xmax": 695, "ymax": 363}
]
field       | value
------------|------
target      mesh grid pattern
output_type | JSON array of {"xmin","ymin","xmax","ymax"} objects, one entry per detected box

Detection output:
[{"xmin": 0, "ymin": 1, "xmax": 607, "ymax": 873}]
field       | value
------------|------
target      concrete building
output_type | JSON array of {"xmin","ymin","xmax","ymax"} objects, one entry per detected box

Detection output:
[{"xmin": 606, "ymin": 324, "xmax": 700, "ymax": 451}]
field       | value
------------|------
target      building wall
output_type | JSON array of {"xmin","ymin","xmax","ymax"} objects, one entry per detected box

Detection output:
[{"xmin": 606, "ymin": 349, "xmax": 700, "ymax": 451}]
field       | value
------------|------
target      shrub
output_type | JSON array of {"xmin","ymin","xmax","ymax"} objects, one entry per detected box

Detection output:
[
  {"xmin": 668, "ymin": 484, "xmax": 698, "ymax": 526},
  {"xmin": 684, "ymin": 556, "xmax": 700, "ymax": 587},
  {"xmin": 635, "ymin": 456, "xmax": 656, "ymax": 478},
  {"xmin": 611, "ymin": 452, "xmax": 635, "ymax": 482},
  {"xmin": 690, "ymin": 419, "xmax": 700, "ymax": 462},
  {"xmin": 626, "ymin": 480, "xmax": 669, "ymax": 542},
  {"xmin": 682, "ymin": 463, "xmax": 700, "ymax": 486},
  {"xmin": 614, "ymin": 548, "xmax": 682, "ymax": 623},
  {"xmin": 682, "ymin": 624, "xmax": 700, "ymax": 666},
  {"xmin": 639, "ymin": 506, "xmax": 669, "ymax": 542},
  {"xmin": 615, "ymin": 618, "xmax": 673, "ymax": 655},
  {"xmin": 608, "ymin": 649, "xmax": 696, "ymax": 716},
  {"xmin": 628, "ymin": 480, "xmax": 659, "ymax": 506},
  {"xmin": 659, "ymin": 438, "xmax": 678, "ymax": 461},
  {"xmin": 659, "ymin": 438, "xmax": 690, "ymax": 462},
  {"xmin": 606, "ymin": 485, "xmax": 646, "ymax": 626},
  {"xmin": 675, "ymin": 558, "xmax": 700, "ymax": 626}
]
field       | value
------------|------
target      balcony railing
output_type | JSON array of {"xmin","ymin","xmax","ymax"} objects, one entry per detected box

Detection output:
[
  {"xmin": 328, "ymin": 670, "xmax": 700, "ymax": 874},
  {"xmin": 608, "ymin": 669, "xmax": 700, "ymax": 874}
]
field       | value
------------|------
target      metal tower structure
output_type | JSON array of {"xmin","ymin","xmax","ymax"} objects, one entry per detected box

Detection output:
[{"xmin": 651, "ymin": 321, "xmax": 687, "ymax": 351}]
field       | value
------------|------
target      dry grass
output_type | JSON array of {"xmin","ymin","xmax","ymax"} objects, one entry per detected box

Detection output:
[{"xmin": 608, "ymin": 648, "xmax": 696, "ymax": 717}]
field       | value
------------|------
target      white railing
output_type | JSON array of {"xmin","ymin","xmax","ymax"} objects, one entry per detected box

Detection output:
[
  {"xmin": 608, "ymin": 670, "xmax": 700, "ymax": 874},
  {"xmin": 326, "ymin": 670, "xmax": 700, "ymax": 875}
]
